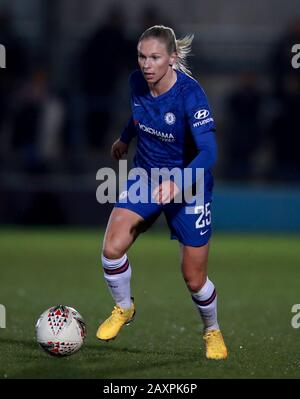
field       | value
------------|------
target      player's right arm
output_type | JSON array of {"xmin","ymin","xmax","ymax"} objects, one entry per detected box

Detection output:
[
  {"xmin": 111, "ymin": 139, "xmax": 129, "ymax": 160},
  {"xmin": 111, "ymin": 116, "xmax": 137, "ymax": 160}
]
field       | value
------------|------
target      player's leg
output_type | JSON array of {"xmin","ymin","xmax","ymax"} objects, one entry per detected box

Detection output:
[
  {"xmin": 164, "ymin": 198, "xmax": 227, "ymax": 359},
  {"xmin": 102, "ymin": 207, "xmax": 145, "ymax": 307},
  {"xmin": 181, "ymin": 243, "xmax": 219, "ymax": 329},
  {"xmin": 181, "ymin": 243, "xmax": 227, "ymax": 360},
  {"xmin": 97, "ymin": 207, "xmax": 145, "ymax": 341},
  {"xmin": 97, "ymin": 177, "xmax": 162, "ymax": 342},
  {"xmin": 180, "ymin": 243, "xmax": 220, "ymax": 333}
]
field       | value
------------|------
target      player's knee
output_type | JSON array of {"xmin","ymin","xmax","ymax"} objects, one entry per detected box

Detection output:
[
  {"xmin": 186, "ymin": 280, "xmax": 203, "ymax": 293},
  {"xmin": 183, "ymin": 274, "xmax": 207, "ymax": 293},
  {"xmin": 102, "ymin": 238, "xmax": 126, "ymax": 259}
]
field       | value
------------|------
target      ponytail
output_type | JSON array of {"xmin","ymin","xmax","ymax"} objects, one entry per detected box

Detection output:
[{"xmin": 175, "ymin": 34, "xmax": 194, "ymax": 76}]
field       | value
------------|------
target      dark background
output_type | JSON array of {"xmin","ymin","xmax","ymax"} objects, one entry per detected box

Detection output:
[{"xmin": 0, "ymin": 0, "xmax": 299, "ymax": 231}]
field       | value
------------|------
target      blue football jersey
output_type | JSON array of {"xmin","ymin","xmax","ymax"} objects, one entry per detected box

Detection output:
[{"xmin": 120, "ymin": 69, "xmax": 217, "ymax": 188}]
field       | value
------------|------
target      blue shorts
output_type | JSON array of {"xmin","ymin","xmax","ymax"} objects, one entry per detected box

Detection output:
[{"xmin": 115, "ymin": 177, "xmax": 213, "ymax": 247}]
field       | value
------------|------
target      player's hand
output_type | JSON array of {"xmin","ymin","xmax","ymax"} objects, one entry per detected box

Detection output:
[
  {"xmin": 111, "ymin": 139, "xmax": 129, "ymax": 160},
  {"xmin": 152, "ymin": 180, "xmax": 180, "ymax": 205}
]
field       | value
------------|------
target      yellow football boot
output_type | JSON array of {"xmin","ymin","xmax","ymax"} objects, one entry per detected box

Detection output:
[
  {"xmin": 96, "ymin": 302, "xmax": 135, "ymax": 341},
  {"xmin": 203, "ymin": 329, "xmax": 228, "ymax": 360}
]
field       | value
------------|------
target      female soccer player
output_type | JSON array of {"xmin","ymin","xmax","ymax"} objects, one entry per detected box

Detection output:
[{"xmin": 96, "ymin": 25, "xmax": 227, "ymax": 360}]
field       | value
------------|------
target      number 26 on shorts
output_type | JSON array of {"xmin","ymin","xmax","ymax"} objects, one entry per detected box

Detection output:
[{"xmin": 194, "ymin": 203, "xmax": 211, "ymax": 229}]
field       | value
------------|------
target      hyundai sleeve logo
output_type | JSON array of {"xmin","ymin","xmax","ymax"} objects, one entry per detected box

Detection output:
[{"xmin": 194, "ymin": 109, "xmax": 209, "ymax": 120}]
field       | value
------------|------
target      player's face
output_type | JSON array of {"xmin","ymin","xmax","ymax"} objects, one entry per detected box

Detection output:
[{"xmin": 137, "ymin": 38, "xmax": 176, "ymax": 84}]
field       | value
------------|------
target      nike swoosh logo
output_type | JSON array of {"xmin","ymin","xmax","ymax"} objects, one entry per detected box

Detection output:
[
  {"xmin": 134, "ymin": 102, "xmax": 141, "ymax": 106},
  {"xmin": 200, "ymin": 229, "xmax": 209, "ymax": 235}
]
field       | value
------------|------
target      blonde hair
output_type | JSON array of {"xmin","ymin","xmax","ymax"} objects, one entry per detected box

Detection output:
[{"xmin": 138, "ymin": 25, "xmax": 194, "ymax": 76}]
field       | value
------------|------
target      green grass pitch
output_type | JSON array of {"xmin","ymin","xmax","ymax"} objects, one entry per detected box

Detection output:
[{"xmin": 0, "ymin": 228, "xmax": 300, "ymax": 379}]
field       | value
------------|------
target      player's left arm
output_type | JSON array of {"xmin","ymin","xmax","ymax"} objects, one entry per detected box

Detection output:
[
  {"xmin": 153, "ymin": 131, "xmax": 217, "ymax": 204},
  {"xmin": 186, "ymin": 130, "xmax": 217, "ymax": 173},
  {"xmin": 183, "ymin": 84, "xmax": 218, "ymax": 186},
  {"xmin": 152, "ymin": 179, "xmax": 181, "ymax": 205},
  {"xmin": 154, "ymin": 84, "xmax": 217, "ymax": 205}
]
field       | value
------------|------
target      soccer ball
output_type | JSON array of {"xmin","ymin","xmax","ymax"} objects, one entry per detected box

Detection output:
[{"xmin": 35, "ymin": 305, "xmax": 87, "ymax": 356}]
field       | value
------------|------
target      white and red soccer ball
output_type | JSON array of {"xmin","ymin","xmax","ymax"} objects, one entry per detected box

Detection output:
[{"xmin": 35, "ymin": 305, "xmax": 87, "ymax": 356}]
